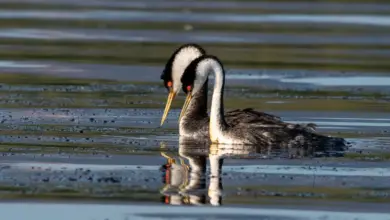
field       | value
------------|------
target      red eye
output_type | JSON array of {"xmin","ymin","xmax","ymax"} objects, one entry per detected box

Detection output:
[
  {"xmin": 167, "ymin": 81, "xmax": 172, "ymax": 87},
  {"xmin": 186, "ymin": 85, "xmax": 192, "ymax": 92}
]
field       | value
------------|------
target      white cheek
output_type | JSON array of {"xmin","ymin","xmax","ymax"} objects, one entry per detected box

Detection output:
[
  {"xmin": 174, "ymin": 84, "xmax": 181, "ymax": 94},
  {"xmin": 171, "ymin": 47, "xmax": 203, "ymax": 92}
]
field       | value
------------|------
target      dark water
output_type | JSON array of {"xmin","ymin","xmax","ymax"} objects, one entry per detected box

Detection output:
[{"xmin": 1, "ymin": 1, "xmax": 390, "ymax": 220}]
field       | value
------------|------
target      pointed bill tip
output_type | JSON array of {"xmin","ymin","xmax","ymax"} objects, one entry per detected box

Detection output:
[{"xmin": 160, "ymin": 91, "xmax": 176, "ymax": 127}]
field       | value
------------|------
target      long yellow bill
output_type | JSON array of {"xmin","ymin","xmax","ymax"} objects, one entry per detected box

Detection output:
[
  {"xmin": 160, "ymin": 91, "xmax": 176, "ymax": 126},
  {"xmin": 179, "ymin": 93, "xmax": 192, "ymax": 122}
]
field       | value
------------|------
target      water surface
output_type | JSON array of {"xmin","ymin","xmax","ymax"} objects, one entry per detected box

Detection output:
[{"xmin": 0, "ymin": 0, "xmax": 390, "ymax": 218}]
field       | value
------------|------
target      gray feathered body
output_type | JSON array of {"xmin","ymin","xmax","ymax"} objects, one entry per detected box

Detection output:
[
  {"xmin": 179, "ymin": 81, "xmax": 349, "ymax": 152},
  {"xmin": 222, "ymin": 118, "xmax": 349, "ymax": 152},
  {"xmin": 179, "ymin": 81, "xmax": 278, "ymax": 138}
]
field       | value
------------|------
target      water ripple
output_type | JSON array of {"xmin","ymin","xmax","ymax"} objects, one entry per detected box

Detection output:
[
  {"xmin": 0, "ymin": 10, "xmax": 390, "ymax": 26},
  {"xmin": 1, "ymin": 28, "xmax": 390, "ymax": 45}
]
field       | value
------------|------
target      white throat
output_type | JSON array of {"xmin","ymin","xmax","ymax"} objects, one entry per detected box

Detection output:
[{"xmin": 196, "ymin": 59, "xmax": 226, "ymax": 142}]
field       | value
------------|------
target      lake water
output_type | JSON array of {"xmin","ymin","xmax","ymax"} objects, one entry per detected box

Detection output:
[{"xmin": 0, "ymin": 0, "xmax": 390, "ymax": 219}]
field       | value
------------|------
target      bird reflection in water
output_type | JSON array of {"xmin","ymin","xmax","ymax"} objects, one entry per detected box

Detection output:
[
  {"xmin": 160, "ymin": 138, "xmax": 345, "ymax": 206},
  {"xmin": 160, "ymin": 142, "xmax": 208, "ymax": 206}
]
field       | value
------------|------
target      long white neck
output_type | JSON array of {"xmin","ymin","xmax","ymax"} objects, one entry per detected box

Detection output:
[{"xmin": 204, "ymin": 60, "xmax": 227, "ymax": 141}]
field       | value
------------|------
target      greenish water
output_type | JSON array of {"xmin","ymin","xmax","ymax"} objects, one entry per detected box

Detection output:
[
  {"xmin": 0, "ymin": 1, "xmax": 390, "ymax": 218},
  {"xmin": 0, "ymin": 1, "xmax": 390, "ymax": 72}
]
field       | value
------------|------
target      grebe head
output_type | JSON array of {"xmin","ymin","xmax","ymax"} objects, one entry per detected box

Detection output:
[
  {"xmin": 179, "ymin": 55, "xmax": 224, "ymax": 121},
  {"xmin": 160, "ymin": 44, "xmax": 206, "ymax": 126}
]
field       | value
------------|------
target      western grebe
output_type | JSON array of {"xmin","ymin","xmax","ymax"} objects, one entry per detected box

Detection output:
[
  {"xmin": 160, "ymin": 44, "xmax": 280, "ymax": 139},
  {"xmin": 160, "ymin": 43, "xmax": 209, "ymax": 138},
  {"xmin": 180, "ymin": 55, "xmax": 349, "ymax": 148}
]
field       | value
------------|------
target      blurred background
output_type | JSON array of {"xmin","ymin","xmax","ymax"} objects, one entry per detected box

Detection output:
[
  {"xmin": 0, "ymin": 1, "xmax": 390, "ymax": 217},
  {"xmin": 1, "ymin": 0, "xmax": 390, "ymax": 87},
  {"xmin": 1, "ymin": 0, "xmax": 390, "ymax": 118}
]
